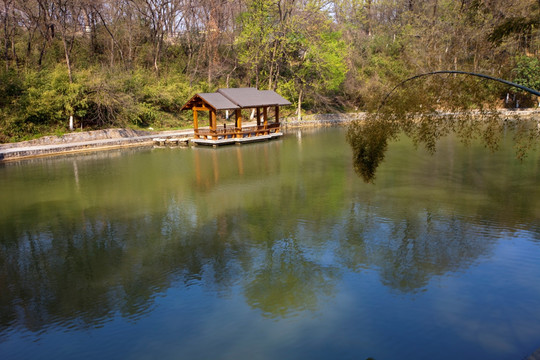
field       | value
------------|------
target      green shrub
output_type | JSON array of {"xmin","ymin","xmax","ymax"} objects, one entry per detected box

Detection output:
[
  {"xmin": 513, "ymin": 56, "xmax": 540, "ymax": 91},
  {"xmin": 0, "ymin": 70, "xmax": 24, "ymax": 107},
  {"xmin": 21, "ymin": 66, "xmax": 87, "ymax": 126},
  {"xmin": 130, "ymin": 102, "xmax": 159, "ymax": 127}
]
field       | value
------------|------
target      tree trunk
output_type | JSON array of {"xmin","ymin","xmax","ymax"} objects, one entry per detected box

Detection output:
[
  {"xmin": 110, "ymin": 37, "xmax": 114, "ymax": 67},
  {"xmin": 153, "ymin": 34, "xmax": 162, "ymax": 74},
  {"xmin": 366, "ymin": 0, "xmax": 372, "ymax": 36},
  {"xmin": 61, "ymin": 34, "xmax": 73, "ymax": 83},
  {"xmin": 255, "ymin": 63, "xmax": 259, "ymax": 88},
  {"xmin": 268, "ymin": 40, "xmax": 278, "ymax": 89},
  {"xmin": 11, "ymin": 33, "xmax": 17, "ymax": 65},
  {"xmin": 2, "ymin": 0, "xmax": 11, "ymax": 71},
  {"xmin": 38, "ymin": 38, "xmax": 47, "ymax": 67},
  {"xmin": 94, "ymin": 5, "xmax": 125, "ymax": 67}
]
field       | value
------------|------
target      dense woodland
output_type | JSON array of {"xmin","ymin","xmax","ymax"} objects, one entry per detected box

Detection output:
[{"xmin": 1, "ymin": 0, "xmax": 540, "ymax": 141}]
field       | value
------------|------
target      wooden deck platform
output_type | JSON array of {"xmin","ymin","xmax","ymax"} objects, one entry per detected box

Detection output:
[
  {"xmin": 191, "ymin": 124, "xmax": 282, "ymax": 146},
  {"xmin": 191, "ymin": 131, "xmax": 282, "ymax": 146}
]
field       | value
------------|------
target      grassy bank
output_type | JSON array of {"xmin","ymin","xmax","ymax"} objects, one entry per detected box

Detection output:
[{"xmin": 0, "ymin": 67, "xmax": 201, "ymax": 143}]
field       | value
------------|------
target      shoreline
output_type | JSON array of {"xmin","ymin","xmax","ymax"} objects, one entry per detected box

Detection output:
[
  {"xmin": 0, "ymin": 128, "xmax": 195, "ymax": 162},
  {"xmin": 0, "ymin": 113, "xmax": 362, "ymax": 162},
  {"xmin": 1, "ymin": 109, "xmax": 539, "ymax": 162}
]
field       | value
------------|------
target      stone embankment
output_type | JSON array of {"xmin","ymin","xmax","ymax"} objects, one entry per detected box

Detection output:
[
  {"xmin": 1, "ymin": 109, "xmax": 539, "ymax": 162},
  {"xmin": 282, "ymin": 112, "xmax": 366, "ymax": 128},
  {"xmin": 0, "ymin": 128, "xmax": 194, "ymax": 162},
  {"xmin": 0, "ymin": 114, "xmax": 361, "ymax": 162}
]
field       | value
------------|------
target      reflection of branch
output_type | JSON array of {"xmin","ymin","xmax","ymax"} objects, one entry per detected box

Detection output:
[
  {"xmin": 379, "ymin": 70, "xmax": 540, "ymax": 111},
  {"xmin": 346, "ymin": 118, "xmax": 395, "ymax": 183}
]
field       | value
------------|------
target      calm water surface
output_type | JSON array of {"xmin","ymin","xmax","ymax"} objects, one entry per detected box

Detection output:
[{"xmin": 1, "ymin": 127, "xmax": 540, "ymax": 360}]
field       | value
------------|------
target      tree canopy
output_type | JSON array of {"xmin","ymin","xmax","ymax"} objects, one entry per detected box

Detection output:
[{"xmin": 1, "ymin": 0, "xmax": 539, "ymax": 141}]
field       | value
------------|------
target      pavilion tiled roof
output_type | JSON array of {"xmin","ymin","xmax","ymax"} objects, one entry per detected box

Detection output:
[
  {"xmin": 182, "ymin": 88, "xmax": 291, "ymax": 111},
  {"xmin": 198, "ymin": 92, "xmax": 238, "ymax": 110}
]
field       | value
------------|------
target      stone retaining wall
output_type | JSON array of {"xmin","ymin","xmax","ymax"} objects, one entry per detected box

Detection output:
[
  {"xmin": 2, "ymin": 110, "xmax": 539, "ymax": 162},
  {"xmin": 283, "ymin": 113, "xmax": 364, "ymax": 128},
  {"xmin": 0, "ymin": 129, "xmax": 194, "ymax": 162},
  {"xmin": 0, "ymin": 128, "xmax": 154, "ymax": 150}
]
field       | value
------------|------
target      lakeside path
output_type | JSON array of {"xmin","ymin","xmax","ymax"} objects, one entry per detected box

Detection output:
[
  {"xmin": 0, "ymin": 113, "xmax": 364, "ymax": 162},
  {"xmin": 0, "ymin": 128, "xmax": 195, "ymax": 162},
  {"xmin": 2, "ymin": 110, "xmax": 539, "ymax": 162}
]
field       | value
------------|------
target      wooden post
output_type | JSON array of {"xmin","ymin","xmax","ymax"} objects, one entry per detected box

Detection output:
[
  {"xmin": 263, "ymin": 107, "xmax": 268, "ymax": 134},
  {"xmin": 210, "ymin": 109, "xmax": 217, "ymax": 140},
  {"xmin": 210, "ymin": 109, "xmax": 217, "ymax": 130},
  {"xmin": 235, "ymin": 109, "xmax": 243, "ymax": 138},
  {"xmin": 256, "ymin": 107, "xmax": 261, "ymax": 127},
  {"xmin": 193, "ymin": 110, "xmax": 199, "ymax": 138},
  {"xmin": 275, "ymin": 106, "xmax": 280, "ymax": 125}
]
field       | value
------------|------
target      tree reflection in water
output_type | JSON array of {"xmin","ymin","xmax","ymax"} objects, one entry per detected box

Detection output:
[
  {"xmin": 0, "ymin": 128, "xmax": 539, "ymax": 337},
  {"xmin": 347, "ymin": 74, "xmax": 540, "ymax": 183},
  {"xmin": 243, "ymin": 238, "xmax": 337, "ymax": 318},
  {"xmin": 0, "ymin": 183, "xmax": 508, "ymax": 332}
]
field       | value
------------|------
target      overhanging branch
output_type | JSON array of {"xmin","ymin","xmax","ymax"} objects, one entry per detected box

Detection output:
[{"xmin": 379, "ymin": 70, "xmax": 540, "ymax": 111}]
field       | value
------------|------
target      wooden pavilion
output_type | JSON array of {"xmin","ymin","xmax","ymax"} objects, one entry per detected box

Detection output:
[{"xmin": 181, "ymin": 88, "xmax": 291, "ymax": 146}]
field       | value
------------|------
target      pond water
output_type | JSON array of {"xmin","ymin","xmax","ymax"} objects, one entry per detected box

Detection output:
[{"xmin": 1, "ymin": 126, "xmax": 540, "ymax": 360}]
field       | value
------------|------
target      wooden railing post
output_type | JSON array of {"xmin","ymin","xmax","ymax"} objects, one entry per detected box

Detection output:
[
  {"xmin": 210, "ymin": 109, "xmax": 217, "ymax": 140},
  {"xmin": 193, "ymin": 110, "xmax": 199, "ymax": 138},
  {"xmin": 263, "ymin": 107, "xmax": 268, "ymax": 134}
]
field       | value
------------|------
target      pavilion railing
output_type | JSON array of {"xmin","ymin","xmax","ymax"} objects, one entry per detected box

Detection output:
[{"xmin": 195, "ymin": 123, "xmax": 281, "ymax": 140}]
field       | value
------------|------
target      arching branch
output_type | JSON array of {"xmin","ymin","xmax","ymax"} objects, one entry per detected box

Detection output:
[{"xmin": 379, "ymin": 70, "xmax": 540, "ymax": 111}]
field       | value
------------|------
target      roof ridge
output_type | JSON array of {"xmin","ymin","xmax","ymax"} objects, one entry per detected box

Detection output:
[
  {"xmin": 182, "ymin": 88, "xmax": 291, "ymax": 111},
  {"xmin": 217, "ymin": 87, "xmax": 258, "ymax": 106}
]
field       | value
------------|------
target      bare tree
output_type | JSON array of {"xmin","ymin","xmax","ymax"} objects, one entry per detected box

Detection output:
[
  {"xmin": 2, "ymin": 0, "xmax": 14, "ymax": 70},
  {"xmin": 129, "ymin": 0, "xmax": 182, "ymax": 74},
  {"xmin": 52, "ymin": 0, "xmax": 83, "ymax": 83}
]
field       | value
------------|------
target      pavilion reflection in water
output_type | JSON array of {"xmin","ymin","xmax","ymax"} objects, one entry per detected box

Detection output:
[
  {"xmin": 181, "ymin": 88, "xmax": 291, "ymax": 146},
  {"xmin": 192, "ymin": 139, "xmax": 280, "ymax": 191}
]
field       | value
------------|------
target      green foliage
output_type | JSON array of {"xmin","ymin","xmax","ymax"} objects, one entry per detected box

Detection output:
[
  {"xmin": 130, "ymin": 103, "xmax": 159, "ymax": 127},
  {"xmin": 0, "ymin": 67, "xmax": 89, "ymax": 141},
  {"xmin": 79, "ymin": 68, "xmax": 133, "ymax": 127},
  {"xmin": 277, "ymin": 80, "xmax": 299, "ymax": 108},
  {"xmin": 1, "ymin": 0, "xmax": 540, "ymax": 142},
  {"xmin": 138, "ymin": 72, "xmax": 194, "ymax": 113},
  {"xmin": 512, "ymin": 56, "xmax": 540, "ymax": 92},
  {"xmin": 347, "ymin": 68, "xmax": 540, "ymax": 183},
  {"xmin": 0, "ymin": 70, "xmax": 24, "ymax": 107},
  {"xmin": 0, "ymin": 66, "xmax": 198, "ymax": 141},
  {"xmin": 304, "ymin": 30, "xmax": 348, "ymax": 92},
  {"xmin": 489, "ymin": 0, "xmax": 540, "ymax": 47},
  {"xmin": 123, "ymin": 70, "xmax": 195, "ymax": 128},
  {"xmin": 236, "ymin": 0, "xmax": 276, "ymax": 75},
  {"xmin": 22, "ymin": 67, "xmax": 87, "ymax": 125},
  {"xmin": 235, "ymin": 0, "xmax": 347, "ymax": 113},
  {"xmin": 346, "ymin": 118, "xmax": 395, "ymax": 183}
]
